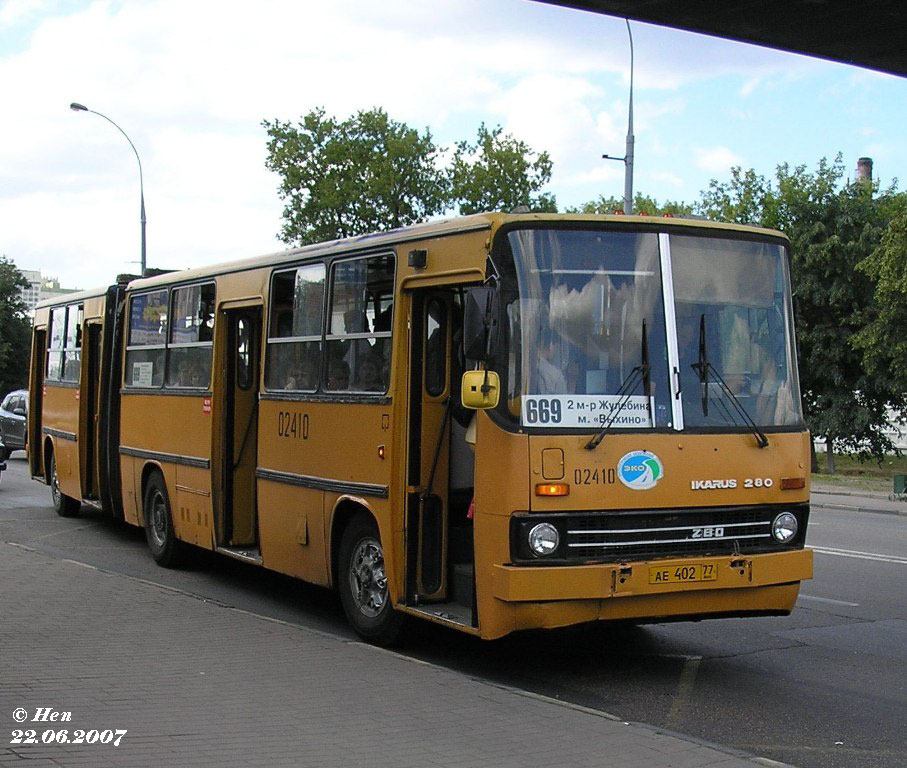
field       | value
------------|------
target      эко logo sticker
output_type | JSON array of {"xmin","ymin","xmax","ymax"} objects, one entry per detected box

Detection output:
[{"xmin": 617, "ymin": 450, "xmax": 663, "ymax": 490}]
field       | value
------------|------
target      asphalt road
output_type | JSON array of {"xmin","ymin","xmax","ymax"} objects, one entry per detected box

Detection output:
[{"xmin": 1, "ymin": 454, "xmax": 905, "ymax": 768}]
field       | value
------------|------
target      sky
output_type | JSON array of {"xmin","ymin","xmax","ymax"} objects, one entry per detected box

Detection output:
[{"xmin": 1, "ymin": 0, "xmax": 906, "ymax": 290}]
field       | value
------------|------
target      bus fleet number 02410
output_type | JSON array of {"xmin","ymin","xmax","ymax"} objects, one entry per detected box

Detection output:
[{"xmin": 277, "ymin": 411, "xmax": 309, "ymax": 440}]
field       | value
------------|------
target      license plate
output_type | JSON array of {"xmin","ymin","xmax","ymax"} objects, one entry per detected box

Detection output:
[{"xmin": 649, "ymin": 562, "xmax": 718, "ymax": 584}]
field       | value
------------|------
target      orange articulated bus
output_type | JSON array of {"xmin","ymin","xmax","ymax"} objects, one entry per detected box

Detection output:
[{"xmin": 30, "ymin": 213, "xmax": 812, "ymax": 643}]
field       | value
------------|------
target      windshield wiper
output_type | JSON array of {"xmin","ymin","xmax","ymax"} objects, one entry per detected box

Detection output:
[
  {"xmin": 690, "ymin": 313, "xmax": 769, "ymax": 449},
  {"xmin": 586, "ymin": 320, "xmax": 651, "ymax": 450}
]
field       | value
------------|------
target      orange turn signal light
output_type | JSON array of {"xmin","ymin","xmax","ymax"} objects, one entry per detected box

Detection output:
[
  {"xmin": 535, "ymin": 483, "xmax": 570, "ymax": 497},
  {"xmin": 780, "ymin": 476, "xmax": 806, "ymax": 490}
]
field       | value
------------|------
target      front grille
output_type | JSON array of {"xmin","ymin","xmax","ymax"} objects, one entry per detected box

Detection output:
[{"xmin": 511, "ymin": 504, "xmax": 808, "ymax": 564}]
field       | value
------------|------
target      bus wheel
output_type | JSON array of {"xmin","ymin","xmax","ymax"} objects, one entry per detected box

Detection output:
[
  {"xmin": 338, "ymin": 514, "xmax": 403, "ymax": 646},
  {"xmin": 50, "ymin": 454, "xmax": 80, "ymax": 517},
  {"xmin": 143, "ymin": 471, "xmax": 185, "ymax": 568}
]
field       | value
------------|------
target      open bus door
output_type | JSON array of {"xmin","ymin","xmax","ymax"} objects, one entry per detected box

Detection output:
[
  {"xmin": 405, "ymin": 290, "xmax": 477, "ymax": 628},
  {"xmin": 216, "ymin": 305, "xmax": 262, "ymax": 563},
  {"xmin": 82, "ymin": 322, "xmax": 102, "ymax": 499},
  {"xmin": 28, "ymin": 328, "xmax": 46, "ymax": 479}
]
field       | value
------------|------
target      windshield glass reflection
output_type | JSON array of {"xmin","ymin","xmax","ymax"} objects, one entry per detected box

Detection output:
[{"xmin": 499, "ymin": 227, "xmax": 803, "ymax": 431}]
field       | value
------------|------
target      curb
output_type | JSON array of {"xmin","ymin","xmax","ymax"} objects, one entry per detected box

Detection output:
[
  {"xmin": 811, "ymin": 499, "xmax": 907, "ymax": 517},
  {"xmin": 811, "ymin": 486, "xmax": 894, "ymax": 500},
  {"xmin": 810, "ymin": 486, "xmax": 907, "ymax": 516}
]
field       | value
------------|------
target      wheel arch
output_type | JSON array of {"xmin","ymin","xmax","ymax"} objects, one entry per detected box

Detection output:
[
  {"xmin": 42, "ymin": 437, "xmax": 55, "ymax": 484},
  {"xmin": 138, "ymin": 461, "xmax": 167, "ymax": 526},
  {"xmin": 329, "ymin": 497, "xmax": 378, "ymax": 591}
]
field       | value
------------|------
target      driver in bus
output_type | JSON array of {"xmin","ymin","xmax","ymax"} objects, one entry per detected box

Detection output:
[{"xmin": 536, "ymin": 328, "xmax": 568, "ymax": 394}]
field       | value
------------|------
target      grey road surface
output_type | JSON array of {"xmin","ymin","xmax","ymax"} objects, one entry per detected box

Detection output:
[{"xmin": 2, "ymin": 455, "xmax": 904, "ymax": 768}]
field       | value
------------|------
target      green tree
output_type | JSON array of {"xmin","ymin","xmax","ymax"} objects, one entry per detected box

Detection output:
[
  {"xmin": 448, "ymin": 123, "xmax": 556, "ymax": 215},
  {"xmin": 697, "ymin": 156, "xmax": 906, "ymax": 468},
  {"xmin": 854, "ymin": 198, "xmax": 907, "ymax": 395},
  {"xmin": 0, "ymin": 256, "xmax": 31, "ymax": 394},
  {"xmin": 696, "ymin": 167, "xmax": 773, "ymax": 225},
  {"xmin": 568, "ymin": 192, "xmax": 693, "ymax": 217},
  {"xmin": 263, "ymin": 107, "xmax": 449, "ymax": 246}
]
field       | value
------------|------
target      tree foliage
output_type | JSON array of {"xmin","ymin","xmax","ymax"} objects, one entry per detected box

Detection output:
[
  {"xmin": 264, "ymin": 109, "xmax": 558, "ymax": 246},
  {"xmin": 448, "ymin": 123, "xmax": 556, "ymax": 215},
  {"xmin": 263, "ymin": 107, "xmax": 448, "ymax": 246},
  {"xmin": 0, "ymin": 257, "xmax": 31, "ymax": 394},
  {"xmin": 568, "ymin": 193, "xmax": 693, "ymax": 217},
  {"xmin": 854, "ymin": 200, "xmax": 907, "ymax": 394},
  {"xmin": 698, "ymin": 155, "xmax": 907, "ymax": 462}
]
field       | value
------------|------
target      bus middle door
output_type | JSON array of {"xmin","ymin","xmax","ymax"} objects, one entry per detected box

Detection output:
[{"xmin": 219, "ymin": 306, "xmax": 262, "ymax": 559}]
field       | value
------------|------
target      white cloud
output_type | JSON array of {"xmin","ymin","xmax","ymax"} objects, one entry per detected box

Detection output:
[
  {"xmin": 740, "ymin": 77, "xmax": 761, "ymax": 97},
  {"xmin": 694, "ymin": 146, "xmax": 743, "ymax": 174},
  {"xmin": 650, "ymin": 171, "xmax": 685, "ymax": 189},
  {"xmin": 0, "ymin": 0, "xmax": 905, "ymax": 287},
  {"xmin": 0, "ymin": 0, "xmax": 52, "ymax": 26}
]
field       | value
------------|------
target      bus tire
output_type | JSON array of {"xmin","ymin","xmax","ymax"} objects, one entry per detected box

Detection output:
[
  {"xmin": 338, "ymin": 513, "xmax": 403, "ymax": 646},
  {"xmin": 50, "ymin": 454, "xmax": 80, "ymax": 517},
  {"xmin": 143, "ymin": 471, "xmax": 185, "ymax": 568}
]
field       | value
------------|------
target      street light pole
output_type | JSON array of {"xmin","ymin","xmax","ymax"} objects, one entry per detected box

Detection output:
[
  {"xmin": 602, "ymin": 19, "xmax": 636, "ymax": 215},
  {"xmin": 69, "ymin": 102, "xmax": 146, "ymax": 276},
  {"xmin": 623, "ymin": 18, "xmax": 635, "ymax": 216}
]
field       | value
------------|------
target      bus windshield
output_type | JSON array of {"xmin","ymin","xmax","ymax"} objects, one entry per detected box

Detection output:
[{"xmin": 502, "ymin": 227, "xmax": 803, "ymax": 431}]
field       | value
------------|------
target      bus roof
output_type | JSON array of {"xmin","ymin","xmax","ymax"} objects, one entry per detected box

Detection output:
[
  {"xmin": 119, "ymin": 212, "xmax": 790, "ymax": 291},
  {"xmin": 34, "ymin": 284, "xmax": 117, "ymax": 311}
]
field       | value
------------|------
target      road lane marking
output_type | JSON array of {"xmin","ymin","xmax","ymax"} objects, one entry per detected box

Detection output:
[
  {"xmin": 798, "ymin": 594, "xmax": 859, "ymax": 607},
  {"xmin": 811, "ymin": 546, "xmax": 907, "ymax": 565},
  {"xmin": 665, "ymin": 655, "xmax": 702, "ymax": 731}
]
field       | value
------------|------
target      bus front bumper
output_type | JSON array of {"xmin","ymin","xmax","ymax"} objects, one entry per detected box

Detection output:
[{"xmin": 492, "ymin": 548, "xmax": 813, "ymax": 604}]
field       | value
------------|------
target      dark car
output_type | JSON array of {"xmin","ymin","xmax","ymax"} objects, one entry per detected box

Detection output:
[{"xmin": 0, "ymin": 389, "xmax": 27, "ymax": 460}]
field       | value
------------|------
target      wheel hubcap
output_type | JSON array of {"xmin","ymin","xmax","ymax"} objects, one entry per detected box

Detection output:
[
  {"xmin": 349, "ymin": 537, "xmax": 387, "ymax": 618},
  {"xmin": 149, "ymin": 491, "xmax": 167, "ymax": 547},
  {"xmin": 51, "ymin": 463, "xmax": 60, "ymax": 505}
]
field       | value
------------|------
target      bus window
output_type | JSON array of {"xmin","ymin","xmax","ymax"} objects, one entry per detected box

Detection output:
[
  {"xmin": 425, "ymin": 298, "xmax": 447, "ymax": 397},
  {"xmin": 266, "ymin": 263, "xmax": 325, "ymax": 392},
  {"xmin": 236, "ymin": 317, "xmax": 253, "ymax": 390},
  {"xmin": 326, "ymin": 254, "xmax": 395, "ymax": 393},
  {"xmin": 46, "ymin": 304, "xmax": 83, "ymax": 383},
  {"xmin": 62, "ymin": 305, "xmax": 83, "ymax": 383},
  {"xmin": 166, "ymin": 283, "xmax": 214, "ymax": 389},
  {"xmin": 126, "ymin": 290, "xmax": 168, "ymax": 388},
  {"xmin": 670, "ymin": 235, "xmax": 801, "ymax": 428},
  {"xmin": 47, "ymin": 306, "xmax": 66, "ymax": 381}
]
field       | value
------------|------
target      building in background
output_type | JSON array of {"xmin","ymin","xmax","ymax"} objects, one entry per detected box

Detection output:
[{"xmin": 18, "ymin": 270, "xmax": 80, "ymax": 315}]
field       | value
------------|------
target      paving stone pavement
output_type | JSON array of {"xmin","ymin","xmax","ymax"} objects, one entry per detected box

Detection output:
[{"xmin": 0, "ymin": 541, "xmax": 791, "ymax": 768}]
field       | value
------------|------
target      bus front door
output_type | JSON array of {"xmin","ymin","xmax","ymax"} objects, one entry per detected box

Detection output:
[{"xmin": 405, "ymin": 291, "xmax": 476, "ymax": 625}]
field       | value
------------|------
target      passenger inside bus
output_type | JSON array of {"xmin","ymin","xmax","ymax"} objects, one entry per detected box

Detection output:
[
  {"xmin": 352, "ymin": 353, "xmax": 385, "ymax": 392},
  {"xmin": 285, "ymin": 356, "xmax": 318, "ymax": 391},
  {"xmin": 326, "ymin": 358, "xmax": 350, "ymax": 391}
]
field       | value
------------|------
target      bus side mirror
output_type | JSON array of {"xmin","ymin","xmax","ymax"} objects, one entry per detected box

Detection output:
[
  {"xmin": 462, "ymin": 286, "xmax": 500, "ymax": 362},
  {"xmin": 461, "ymin": 370, "xmax": 500, "ymax": 410}
]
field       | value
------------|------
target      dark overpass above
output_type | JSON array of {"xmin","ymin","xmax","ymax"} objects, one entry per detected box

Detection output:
[{"xmin": 538, "ymin": 1, "xmax": 907, "ymax": 78}]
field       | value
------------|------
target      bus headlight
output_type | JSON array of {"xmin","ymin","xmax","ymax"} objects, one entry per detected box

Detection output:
[
  {"xmin": 528, "ymin": 523, "xmax": 560, "ymax": 557},
  {"xmin": 772, "ymin": 512, "xmax": 798, "ymax": 543}
]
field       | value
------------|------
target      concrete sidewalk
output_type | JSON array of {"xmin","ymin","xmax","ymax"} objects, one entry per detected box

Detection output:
[
  {"xmin": 811, "ymin": 482, "xmax": 907, "ymax": 516},
  {"xmin": 0, "ymin": 540, "xmax": 790, "ymax": 768}
]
